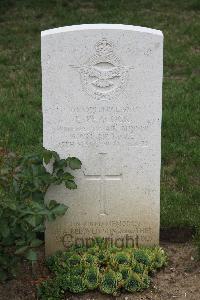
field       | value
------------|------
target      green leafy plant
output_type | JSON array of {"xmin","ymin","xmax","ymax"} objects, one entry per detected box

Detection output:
[
  {"xmin": 151, "ymin": 247, "xmax": 168, "ymax": 270},
  {"xmin": 0, "ymin": 149, "xmax": 81, "ymax": 281},
  {"xmin": 83, "ymin": 253, "xmax": 98, "ymax": 266},
  {"xmin": 68, "ymin": 275, "xmax": 87, "ymax": 293},
  {"xmin": 38, "ymin": 238, "xmax": 167, "ymax": 298},
  {"xmin": 132, "ymin": 261, "xmax": 146, "ymax": 274},
  {"xmin": 100, "ymin": 269, "xmax": 119, "ymax": 295},
  {"xmin": 37, "ymin": 276, "xmax": 65, "ymax": 300},
  {"xmin": 111, "ymin": 251, "xmax": 130, "ymax": 269},
  {"xmin": 97, "ymin": 250, "xmax": 109, "ymax": 265},
  {"xmin": 119, "ymin": 265, "xmax": 131, "ymax": 280},
  {"xmin": 84, "ymin": 266, "xmax": 99, "ymax": 290},
  {"xmin": 68, "ymin": 254, "xmax": 82, "ymax": 267},
  {"xmin": 133, "ymin": 249, "xmax": 152, "ymax": 266},
  {"xmin": 124, "ymin": 272, "xmax": 145, "ymax": 292}
]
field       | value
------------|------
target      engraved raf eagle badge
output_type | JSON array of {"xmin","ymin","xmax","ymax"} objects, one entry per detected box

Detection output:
[{"xmin": 71, "ymin": 39, "xmax": 131, "ymax": 101}]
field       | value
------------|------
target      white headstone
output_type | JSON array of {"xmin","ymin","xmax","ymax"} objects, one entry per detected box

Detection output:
[{"xmin": 41, "ymin": 24, "xmax": 163, "ymax": 256}]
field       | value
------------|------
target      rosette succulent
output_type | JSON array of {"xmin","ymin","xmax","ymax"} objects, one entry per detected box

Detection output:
[
  {"xmin": 82, "ymin": 253, "xmax": 98, "ymax": 266},
  {"xmin": 84, "ymin": 266, "xmax": 99, "ymax": 290},
  {"xmin": 133, "ymin": 249, "xmax": 152, "ymax": 267},
  {"xmin": 39, "ymin": 238, "xmax": 167, "ymax": 299},
  {"xmin": 112, "ymin": 251, "xmax": 130, "ymax": 267},
  {"xmin": 100, "ymin": 270, "xmax": 118, "ymax": 295},
  {"xmin": 68, "ymin": 275, "xmax": 87, "ymax": 293},
  {"xmin": 124, "ymin": 272, "xmax": 143, "ymax": 292}
]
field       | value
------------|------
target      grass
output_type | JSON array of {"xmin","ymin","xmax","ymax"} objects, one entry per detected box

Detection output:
[{"xmin": 0, "ymin": 0, "xmax": 199, "ymax": 229}]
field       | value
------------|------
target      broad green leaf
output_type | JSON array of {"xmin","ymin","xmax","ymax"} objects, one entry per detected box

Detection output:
[
  {"xmin": 0, "ymin": 148, "xmax": 81, "ymax": 280},
  {"xmin": 48, "ymin": 200, "xmax": 58, "ymax": 209},
  {"xmin": 30, "ymin": 239, "xmax": 43, "ymax": 247},
  {"xmin": 26, "ymin": 231, "xmax": 37, "ymax": 242},
  {"xmin": 31, "ymin": 200, "xmax": 44, "ymax": 210},
  {"xmin": 46, "ymin": 213, "xmax": 56, "ymax": 222},
  {"xmin": 0, "ymin": 168, "xmax": 10, "ymax": 175},
  {"xmin": 51, "ymin": 151, "xmax": 60, "ymax": 162},
  {"xmin": 43, "ymin": 150, "xmax": 53, "ymax": 164},
  {"xmin": 6, "ymin": 201, "xmax": 16, "ymax": 211},
  {"xmin": 25, "ymin": 215, "xmax": 36, "ymax": 227},
  {"xmin": 15, "ymin": 239, "xmax": 26, "ymax": 246},
  {"xmin": 34, "ymin": 215, "xmax": 44, "ymax": 225},
  {"xmin": 25, "ymin": 215, "xmax": 43, "ymax": 227},
  {"xmin": 2, "ymin": 235, "xmax": 15, "ymax": 246},
  {"xmin": 63, "ymin": 172, "xmax": 74, "ymax": 180},
  {"xmin": 33, "ymin": 177, "xmax": 40, "ymax": 188},
  {"xmin": 32, "ymin": 191, "xmax": 44, "ymax": 202},
  {"xmin": 52, "ymin": 203, "xmax": 68, "ymax": 216},
  {"xmin": 65, "ymin": 180, "xmax": 77, "ymax": 190},
  {"xmin": 55, "ymin": 159, "xmax": 67, "ymax": 170},
  {"xmin": 33, "ymin": 224, "xmax": 45, "ymax": 232},
  {"xmin": 31, "ymin": 164, "xmax": 39, "ymax": 176},
  {"xmin": 13, "ymin": 179, "xmax": 19, "ymax": 193},
  {"xmin": 68, "ymin": 157, "xmax": 82, "ymax": 170},
  {"xmin": 56, "ymin": 169, "xmax": 64, "ymax": 177},
  {"xmin": 19, "ymin": 209, "xmax": 35, "ymax": 217},
  {"xmin": 0, "ymin": 223, "xmax": 10, "ymax": 238},
  {"xmin": 53, "ymin": 177, "xmax": 63, "ymax": 185},
  {"xmin": 15, "ymin": 246, "xmax": 28, "ymax": 255},
  {"xmin": 25, "ymin": 249, "xmax": 37, "ymax": 261}
]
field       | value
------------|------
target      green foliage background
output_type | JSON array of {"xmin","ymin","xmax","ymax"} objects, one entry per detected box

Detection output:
[
  {"xmin": 0, "ymin": 149, "xmax": 81, "ymax": 280},
  {"xmin": 0, "ymin": 1, "xmax": 199, "ymax": 230}
]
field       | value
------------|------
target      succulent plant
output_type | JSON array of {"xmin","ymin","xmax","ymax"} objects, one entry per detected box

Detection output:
[
  {"xmin": 70, "ymin": 264, "xmax": 83, "ymax": 276},
  {"xmin": 68, "ymin": 254, "xmax": 81, "ymax": 267},
  {"xmin": 69, "ymin": 245, "xmax": 87, "ymax": 256},
  {"xmin": 98, "ymin": 250, "xmax": 109, "ymax": 265},
  {"xmin": 39, "ymin": 240, "xmax": 167, "ymax": 298},
  {"xmin": 84, "ymin": 266, "xmax": 99, "ymax": 290},
  {"xmin": 151, "ymin": 247, "xmax": 167, "ymax": 270},
  {"xmin": 119, "ymin": 265, "xmax": 132, "ymax": 280},
  {"xmin": 69, "ymin": 275, "xmax": 87, "ymax": 293},
  {"xmin": 100, "ymin": 270, "xmax": 118, "ymax": 295},
  {"xmin": 107, "ymin": 245, "xmax": 119, "ymax": 254},
  {"xmin": 37, "ymin": 277, "xmax": 63, "ymax": 300},
  {"xmin": 124, "ymin": 272, "xmax": 143, "ymax": 292},
  {"xmin": 87, "ymin": 246, "xmax": 99, "ymax": 255},
  {"xmin": 82, "ymin": 253, "xmax": 98, "ymax": 266},
  {"xmin": 132, "ymin": 262, "xmax": 146, "ymax": 274},
  {"xmin": 112, "ymin": 251, "xmax": 130, "ymax": 267},
  {"xmin": 140, "ymin": 271, "xmax": 150, "ymax": 289},
  {"xmin": 133, "ymin": 249, "xmax": 152, "ymax": 267},
  {"xmin": 46, "ymin": 252, "xmax": 69, "ymax": 275},
  {"xmin": 93, "ymin": 237, "xmax": 106, "ymax": 249}
]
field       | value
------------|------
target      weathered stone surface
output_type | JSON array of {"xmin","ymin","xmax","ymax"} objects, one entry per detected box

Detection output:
[{"xmin": 41, "ymin": 24, "xmax": 163, "ymax": 256}]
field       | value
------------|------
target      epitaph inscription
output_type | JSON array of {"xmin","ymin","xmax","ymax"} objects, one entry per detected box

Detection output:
[{"xmin": 52, "ymin": 220, "xmax": 154, "ymax": 248}]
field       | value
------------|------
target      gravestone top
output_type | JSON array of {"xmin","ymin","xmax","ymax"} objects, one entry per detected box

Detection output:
[
  {"xmin": 42, "ymin": 24, "xmax": 163, "ymax": 256},
  {"xmin": 41, "ymin": 24, "xmax": 163, "ymax": 37}
]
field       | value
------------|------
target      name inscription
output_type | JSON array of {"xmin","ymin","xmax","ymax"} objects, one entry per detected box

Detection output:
[{"xmin": 46, "ymin": 104, "xmax": 157, "ymax": 148}]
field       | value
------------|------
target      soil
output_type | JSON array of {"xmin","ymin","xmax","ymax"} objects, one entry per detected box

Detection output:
[{"xmin": 0, "ymin": 242, "xmax": 200, "ymax": 300}]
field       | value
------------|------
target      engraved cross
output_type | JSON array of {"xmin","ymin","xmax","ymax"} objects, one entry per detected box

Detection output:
[{"xmin": 84, "ymin": 153, "xmax": 122, "ymax": 216}]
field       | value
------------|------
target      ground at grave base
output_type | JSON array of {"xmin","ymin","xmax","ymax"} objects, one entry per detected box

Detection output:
[{"xmin": 0, "ymin": 243, "xmax": 199, "ymax": 300}]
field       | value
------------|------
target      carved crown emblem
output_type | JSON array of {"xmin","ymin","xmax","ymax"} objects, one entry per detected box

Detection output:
[
  {"xmin": 95, "ymin": 39, "xmax": 113, "ymax": 56},
  {"xmin": 71, "ymin": 38, "xmax": 131, "ymax": 101}
]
